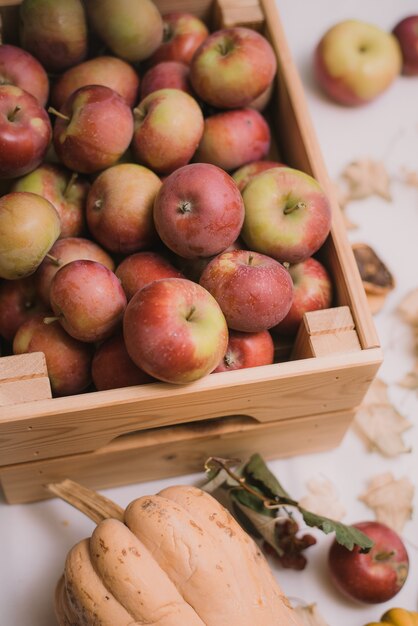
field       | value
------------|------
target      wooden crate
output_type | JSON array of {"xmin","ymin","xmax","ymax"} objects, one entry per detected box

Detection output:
[{"xmin": 0, "ymin": 0, "xmax": 382, "ymax": 504}]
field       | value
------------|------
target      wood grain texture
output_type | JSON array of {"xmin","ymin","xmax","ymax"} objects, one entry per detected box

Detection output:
[
  {"xmin": 215, "ymin": 0, "xmax": 264, "ymax": 30},
  {"xmin": 0, "ymin": 353, "xmax": 51, "ymax": 407},
  {"xmin": 0, "ymin": 409, "xmax": 355, "ymax": 504}
]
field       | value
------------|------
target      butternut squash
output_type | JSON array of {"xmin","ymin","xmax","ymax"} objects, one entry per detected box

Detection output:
[
  {"xmin": 365, "ymin": 608, "xmax": 418, "ymax": 626},
  {"xmin": 52, "ymin": 480, "xmax": 302, "ymax": 626}
]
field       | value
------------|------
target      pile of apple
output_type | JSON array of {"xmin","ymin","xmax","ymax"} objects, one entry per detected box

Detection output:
[{"xmin": 0, "ymin": 0, "xmax": 333, "ymax": 396}]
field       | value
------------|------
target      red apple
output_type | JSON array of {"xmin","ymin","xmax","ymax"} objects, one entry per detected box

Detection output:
[
  {"xmin": 241, "ymin": 167, "xmax": 332, "ymax": 264},
  {"xmin": 194, "ymin": 108, "xmax": 271, "ymax": 172},
  {"xmin": 213, "ymin": 329, "xmax": 274, "ymax": 373},
  {"xmin": 272, "ymin": 257, "xmax": 333, "ymax": 336},
  {"xmin": 190, "ymin": 27, "xmax": 277, "ymax": 109},
  {"xmin": 232, "ymin": 160, "xmax": 285, "ymax": 192},
  {"xmin": 86, "ymin": 163, "xmax": 161, "ymax": 254},
  {"xmin": 0, "ymin": 44, "xmax": 49, "ymax": 106},
  {"xmin": 13, "ymin": 314, "xmax": 93, "ymax": 396},
  {"xmin": 392, "ymin": 16, "xmax": 418, "ymax": 76},
  {"xmin": 115, "ymin": 252, "xmax": 183, "ymax": 301},
  {"xmin": 140, "ymin": 61, "xmax": 192, "ymax": 99},
  {"xmin": 174, "ymin": 239, "xmax": 244, "ymax": 283},
  {"xmin": 248, "ymin": 82, "xmax": 273, "ymax": 112},
  {"xmin": 0, "ymin": 277, "xmax": 47, "ymax": 341},
  {"xmin": 328, "ymin": 521, "xmax": 409, "ymax": 603},
  {"xmin": 314, "ymin": 20, "xmax": 402, "ymax": 106},
  {"xmin": 50, "ymin": 260, "xmax": 127, "ymax": 342},
  {"xmin": 36, "ymin": 237, "xmax": 115, "ymax": 306},
  {"xmin": 19, "ymin": 0, "xmax": 88, "ymax": 72},
  {"xmin": 0, "ymin": 192, "xmax": 61, "ymax": 280},
  {"xmin": 12, "ymin": 164, "xmax": 89, "ymax": 238},
  {"xmin": 51, "ymin": 56, "xmax": 140, "ymax": 110},
  {"xmin": 200, "ymin": 250, "xmax": 293, "ymax": 332},
  {"xmin": 132, "ymin": 88, "xmax": 204, "ymax": 175},
  {"xmin": 52, "ymin": 85, "xmax": 134, "ymax": 174},
  {"xmin": 123, "ymin": 277, "xmax": 228, "ymax": 384},
  {"xmin": 92, "ymin": 333, "xmax": 154, "ymax": 391},
  {"xmin": 153, "ymin": 163, "xmax": 244, "ymax": 259},
  {"xmin": 0, "ymin": 85, "xmax": 52, "ymax": 179},
  {"xmin": 147, "ymin": 12, "xmax": 209, "ymax": 66}
]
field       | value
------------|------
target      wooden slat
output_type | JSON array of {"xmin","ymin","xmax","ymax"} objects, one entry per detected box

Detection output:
[
  {"xmin": 214, "ymin": 0, "xmax": 264, "ymax": 30},
  {"xmin": 0, "ymin": 408, "xmax": 355, "ymax": 504},
  {"xmin": 0, "ymin": 353, "xmax": 52, "ymax": 407},
  {"xmin": 260, "ymin": 0, "xmax": 380, "ymax": 352},
  {"xmin": 0, "ymin": 348, "xmax": 382, "ymax": 466}
]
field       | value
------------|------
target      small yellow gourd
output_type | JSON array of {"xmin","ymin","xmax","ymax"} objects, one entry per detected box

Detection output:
[{"xmin": 365, "ymin": 608, "xmax": 418, "ymax": 626}]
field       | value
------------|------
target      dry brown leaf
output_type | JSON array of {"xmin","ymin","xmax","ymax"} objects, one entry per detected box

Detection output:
[
  {"xmin": 341, "ymin": 159, "xmax": 392, "ymax": 202},
  {"xmin": 293, "ymin": 604, "xmax": 330, "ymax": 626},
  {"xmin": 399, "ymin": 360, "xmax": 418, "ymax": 390},
  {"xmin": 299, "ymin": 478, "xmax": 346, "ymax": 521},
  {"xmin": 359, "ymin": 472, "xmax": 414, "ymax": 534},
  {"xmin": 354, "ymin": 379, "xmax": 412, "ymax": 456},
  {"xmin": 400, "ymin": 167, "xmax": 418, "ymax": 188},
  {"xmin": 398, "ymin": 288, "xmax": 418, "ymax": 327}
]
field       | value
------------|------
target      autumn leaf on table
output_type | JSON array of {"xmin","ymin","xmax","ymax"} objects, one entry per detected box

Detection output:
[
  {"xmin": 397, "ymin": 288, "xmax": 418, "ymax": 390},
  {"xmin": 299, "ymin": 477, "xmax": 346, "ymax": 521},
  {"xmin": 340, "ymin": 158, "xmax": 392, "ymax": 202},
  {"xmin": 293, "ymin": 603, "xmax": 330, "ymax": 626},
  {"xmin": 359, "ymin": 472, "xmax": 414, "ymax": 534},
  {"xmin": 353, "ymin": 378, "xmax": 412, "ymax": 456},
  {"xmin": 203, "ymin": 454, "xmax": 373, "ymax": 571}
]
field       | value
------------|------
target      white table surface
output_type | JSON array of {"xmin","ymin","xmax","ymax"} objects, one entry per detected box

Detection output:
[{"xmin": 1, "ymin": 1, "xmax": 418, "ymax": 624}]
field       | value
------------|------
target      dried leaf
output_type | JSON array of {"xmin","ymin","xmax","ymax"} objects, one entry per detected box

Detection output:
[
  {"xmin": 400, "ymin": 167, "xmax": 418, "ymax": 188},
  {"xmin": 293, "ymin": 603, "xmax": 330, "ymax": 626},
  {"xmin": 341, "ymin": 159, "xmax": 392, "ymax": 201},
  {"xmin": 399, "ymin": 361, "xmax": 418, "ymax": 390},
  {"xmin": 354, "ymin": 379, "xmax": 412, "ymax": 456},
  {"xmin": 398, "ymin": 288, "xmax": 418, "ymax": 327},
  {"xmin": 299, "ymin": 478, "xmax": 346, "ymax": 521},
  {"xmin": 359, "ymin": 473, "xmax": 414, "ymax": 533}
]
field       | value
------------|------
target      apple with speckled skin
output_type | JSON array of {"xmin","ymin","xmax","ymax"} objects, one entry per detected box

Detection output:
[
  {"xmin": 392, "ymin": 16, "xmax": 418, "ymax": 76},
  {"xmin": 50, "ymin": 260, "xmax": 127, "ymax": 342},
  {"xmin": 141, "ymin": 61, "xmax": 192, "ymax": 99},
  {"xmin": 52, "ymin": 85, "xmax": 134, "ymax": 174},
  {"xmin": 273, "ymin": 257, "xmax": 333, "ymax": 336},
  {"xmin": 232, "ymin": 160, "xmax": 284, "ymax": 192},
  {"xmin": 0, "ymin": 85, "xmax": 51, "ymax": 179},
  {"xmin": 116, "ymin": 251, "xmax": 183, "ymax": 301},
  {"xmin": 241, "ymin": 167, "xmax": 332, "ymax": 264},
  {"xmin": 200, "ymin": 250, "xmax": 293, "ymax": 332},
  {"xmin": 86, "ymin": 163, "xmax": 161, "ymax": 254},
  {"xmin": 190, "ymin": 27, "xmax": 276, "ymax": 109},
  {"xmin": 12, "ymin": 164, "xmax": 89, "ymax": 238},
  {"xmin": 153, "ymin": 163, "xmax": 244, "ymax": 259},
  {"xmin": 92, "ymin": 333, "xmax": 154, "ymax": 391},
  {"xmin": 213, "ymin": 329, "xmax": 274, "ymax": 373},
  {"xmin": 0, "ymin": 277, "xmax": 47, "ymax": 341},
  {"xmin": 132, "ymin": 88, "xmax": 204, "ymax": 174},
  {"xmin": 0, "ymin": 45, "xmax": 49, "ymax": 106},
  {"xmin": 13, "ymin": 314, "xmax": 93, "ymax": 396},
  {"xmin": 0, "ymin": 192, "xmax": 61, "ymax": 280},
  {"xmin": 51, "ymin": 56, "xmax": 140, "ymax": 110},
  {"xmin": 123, "ymin": 277, "xmax": 228, "ymax": 384},
  {"xmin": 328, "ymin": 521, "xmax": 409, "ymax": 603},
  {"xmin": 194, "ymin": 108, "xmax": 270, "ymax": 172},
  {"xmin": 147, "ymin": 12, "xmax": 209, "ymax": 66},
  {"xmin": 36, "ymin": 237, "xmax": 114, "ymax": 306},
  {"xmin": 314, "ymin": 20, "xmax": 402, "ymax": 106}
]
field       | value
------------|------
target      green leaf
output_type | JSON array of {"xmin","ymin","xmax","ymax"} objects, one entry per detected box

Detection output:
[
  {"xmin": 300, "ymin": 509, "xmax": 373, "ymax": 552},
  {"xmin": 244, "ymin": 453, "xmax": 296, "ymax": 503}
]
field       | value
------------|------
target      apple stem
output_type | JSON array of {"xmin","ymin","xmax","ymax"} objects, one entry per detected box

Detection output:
[
  {"xmin": 163, "ymin": 22, "xmax": 173, "ymax": 43},
  {"xmin": 248, "ymin": 254, "xmax": 254, "ymax": 266},
  {"xmin": 43, "ymin": 316, "xmax": 61, "ymax": 325},
  {"xmin": 283, "ymin": 201, "xmax": 306, "ymax": 215},
  {"xmin": 186, "ymin": 306, "xmax": 196, "ymax": 322},
  {"xmin": 178, "ymin": 200, "xmax": 192, "ymax": 214},
  {"xmin": 64, "ymin": 172, "xmax": 78, "ymax": 197},
  {"xmin": 224, "ymin": 351, "xmax": 233, "ymax": 368},
  {"xmin": 133, "ymin": 106, "xmax": 146, "ymax": 123},
  {"xmin": 45, "ymin": 253, "xmax": 61, "ymax": 267},
  {"xmin": 48, "ymin": 106, "xmax": 70, "ymax": 122},
  {"xmin": 7, "ymin": 105, "xmax": 21, "ymax": 122},
  {"xmin": 94, "ymin": 198, "xmax": 103, "ymax": 210},
  {"xmin": 374, "ymin": 550, "xmax": 395, "ymax": 561},
  {"xmin": 283, "ymin": 261, "xmax": 290, "ymax": 270}
]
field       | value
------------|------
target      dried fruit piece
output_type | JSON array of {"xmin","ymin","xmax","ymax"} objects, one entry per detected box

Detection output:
[
  {"xmin": 352, "ymin": 243, "xmax": 395, "ymax": 314},
  {"xmin": 359, "ymin": 473, "xmax": 414, "ymax": 534}
]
